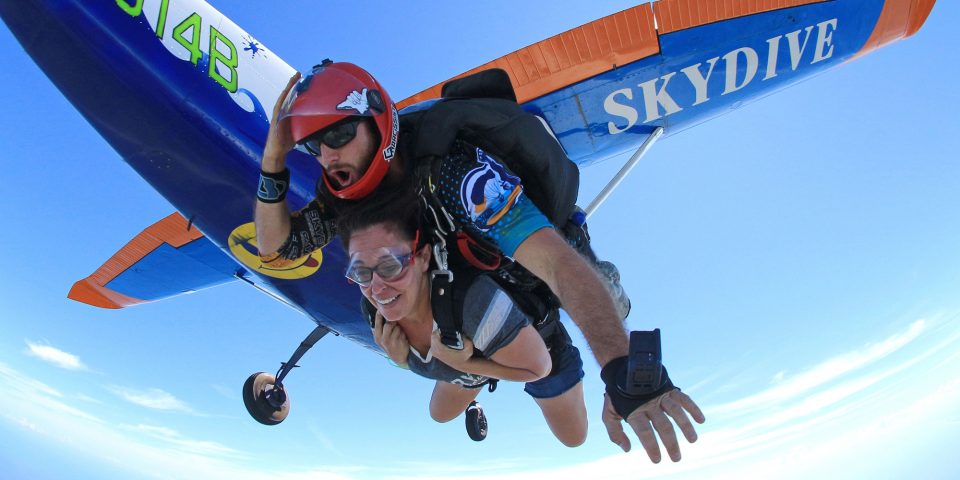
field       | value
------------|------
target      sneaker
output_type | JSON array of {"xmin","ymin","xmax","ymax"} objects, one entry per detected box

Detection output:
[{"xmin": 596, "ymin": 260, "xmax": 631, "ymax": 321}]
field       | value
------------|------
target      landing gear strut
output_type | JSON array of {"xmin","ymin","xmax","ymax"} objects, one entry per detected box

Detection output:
[{"xmin": 243, "ymin": 325, "xmax": 329, "ymax": 426}]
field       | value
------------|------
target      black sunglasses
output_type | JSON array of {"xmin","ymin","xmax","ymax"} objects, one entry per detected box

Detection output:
[{"xmin": 300, "ymin": 118, "xmax": 362, "ymax": 156}]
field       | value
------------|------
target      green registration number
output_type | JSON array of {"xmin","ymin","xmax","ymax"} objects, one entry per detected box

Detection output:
[{"xmin": 117, "ymin": 0, "xmax": 239, "ymax": 93}]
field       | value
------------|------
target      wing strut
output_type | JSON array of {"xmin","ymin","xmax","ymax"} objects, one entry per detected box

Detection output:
[{"xmin": 585, "ymin": 127, "xmax": 664, "ymax": 219}]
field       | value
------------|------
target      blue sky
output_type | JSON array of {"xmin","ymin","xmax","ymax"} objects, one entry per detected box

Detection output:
[{"xmin": 2, "ymin": 1, "xmax": 959, "ymax": 479}]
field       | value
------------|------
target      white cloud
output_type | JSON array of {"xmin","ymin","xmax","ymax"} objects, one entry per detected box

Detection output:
[
  {"xmin": 0, "ymin": 361, "xmax": 356, "ymax": 480},
  {"xmin": 368, "ymin": 375, "xmax": 960, "ymax": 480},
  {"xmin": 309, "ymin": 423, "xmax": 346, "ymax": 458},
  {"xmin": 3, "ymin": 314, "xmax": 960, "ymax": 480},
  {"xmin": 12, "ymin": 416, "xmax": 41, "ymax": 433},
  {"xmin": 382, "ymin": 459, "xmax": 536, "ymax": 479},
  {"xmin": 25, "ymin": 341, "xmax": 88, "ymax": 371},
  {"xmin": 0, "ymin": 361, "xmax": 63, "ymax": 399},
  {"xmin": 364, "ymin": 315, "xmax": 960, "ymax": 480},
  {"xmin": 211, "ymin": 383, "xmax": 237, "ymax": 400},
  {"xmin": 121, "ymin": 424, "xmax": 238, "ymax": 457},
  {"xmin": 710, "ymin": 319, "xmax": 927, "ymax": 416},
  {"xmin": 107, "ymin": 386, "xmax": 194, "ymax": 413},
  {"xmin": 0, "ymin": 361, "xmax": 101, "ymax": 428},
  {"xmin": 75, "ymin": 393, "xmax": 103, "ymax": 404}
]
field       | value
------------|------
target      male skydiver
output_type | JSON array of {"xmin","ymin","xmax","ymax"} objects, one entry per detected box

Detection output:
[{"xmin": 253, "ymin": 62, "xmax": 705, "ymax": 461}]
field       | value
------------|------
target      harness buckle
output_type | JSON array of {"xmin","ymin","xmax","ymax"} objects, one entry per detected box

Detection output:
[
  {"xmin": 430, "ymin": 269, "xmax": 454, "ymax": 283},
  {"xmin": 432, "ymin": 237, "xmax": 451, "ymax": 272},
  {"xmin": 420, "ymin": 191, "xmax": 456, "ymax": 235},
  {"xmin": 440, "ymin": 330, "xmax": 464, "ymax": 350}
]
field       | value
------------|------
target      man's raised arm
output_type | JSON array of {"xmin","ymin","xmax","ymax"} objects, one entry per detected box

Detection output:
[{"xmin": 254, "ymin": 74, "xmax": 300, "ymax": 255}]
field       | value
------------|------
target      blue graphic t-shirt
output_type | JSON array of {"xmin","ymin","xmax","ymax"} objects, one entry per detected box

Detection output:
[{"xmin": 433, "ymin": 142, "xmax": 552, "ymax": 257}]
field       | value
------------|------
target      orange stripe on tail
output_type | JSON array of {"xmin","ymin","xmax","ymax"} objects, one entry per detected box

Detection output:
[{"xmin": 68, "ymin": 212, "xmax": 203, "ymax": 309}]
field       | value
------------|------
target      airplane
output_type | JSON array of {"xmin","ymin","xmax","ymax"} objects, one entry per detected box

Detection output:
[{"xmin": 0, "ymin": 0, "xmax": 937, "ymax": 427}]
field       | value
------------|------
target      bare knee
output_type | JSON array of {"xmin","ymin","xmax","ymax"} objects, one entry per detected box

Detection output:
[
  {"xmin": 536, "ymin": 384, "xmax": 588, "ymax": 448},
  {"xmin": 429, "ymin": 406, "xmax": 459, "ymax": 423},
  {"xmin": 541, "ymin": 403, "xmax": 588, "ymax": 447},
  {"xmin": 557, "ymin": 430, "xmax": 587, "ymax": 448}
]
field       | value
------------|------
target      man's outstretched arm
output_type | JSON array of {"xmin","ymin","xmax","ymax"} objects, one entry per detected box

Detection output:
[
  {"xmin": 512, "ymin": 227, "xmax": 705, "ymax": 462},
  {"xmin": 512, "ymin": 227, "xmax": 628, "ymax": 365}
]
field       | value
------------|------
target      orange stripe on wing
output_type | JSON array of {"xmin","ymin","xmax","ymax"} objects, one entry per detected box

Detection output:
[
  {"xmin": 396, "ymin": 1, "xmax": 844, "ymax": 109},
  {"xmin": 67, "ymin": 279, "xmax": 143, "ymax": 309},
  {"xmin": 68, "ymin": 212, "xmax": 204, "ymax": 309},
  {"xmin": 854, "ymin": 0, "xmax": 936, "ymax": 60},
  {"xmin": 397, "ymin": 4, "xmax": 659, "ymax": 108},
  {"xmin": 653, "ymin": 0, "xmax": 831, "ymax": 34}
]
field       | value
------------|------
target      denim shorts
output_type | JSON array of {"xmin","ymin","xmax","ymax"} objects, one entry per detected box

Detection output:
[{"xmin": 523, "ymin": 343, "xmax": 585, "ymax": 399}]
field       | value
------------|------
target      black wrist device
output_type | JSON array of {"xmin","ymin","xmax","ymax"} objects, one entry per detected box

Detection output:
[
  {"xmin": 258, "ymin": 169, "xmax": 290, "ymax": 203},
  {"xmin": 626, "ymin": 329, "xmax": 663, "ymax": 395},
  {"xmin": 600, "ymin": 329, "xmax": 674, "ymax": 418}
]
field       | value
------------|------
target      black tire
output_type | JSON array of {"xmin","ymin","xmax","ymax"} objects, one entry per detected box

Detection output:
[
  {"xmin": 242, "ymin": 372, "xmax": 289, "ymax": 426},
  {"xmin": 465, "ymin": 401, "xmax": 487, "ymax": 441}
]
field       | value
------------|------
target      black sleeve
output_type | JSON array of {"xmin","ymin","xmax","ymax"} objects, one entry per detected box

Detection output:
[{"xmin": 268, "ymin": 198, "xmax": 338, "ymax": 261}]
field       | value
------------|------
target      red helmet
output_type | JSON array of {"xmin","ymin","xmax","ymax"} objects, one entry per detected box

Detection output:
[{"xmin": 281, "ymin": 60, "xmax": 399, "ymax": 200}]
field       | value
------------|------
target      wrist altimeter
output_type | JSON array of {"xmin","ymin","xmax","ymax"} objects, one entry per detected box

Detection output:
[{"xmin": 601, "ymin": 329, "xmax": 675, "ymax": 417}]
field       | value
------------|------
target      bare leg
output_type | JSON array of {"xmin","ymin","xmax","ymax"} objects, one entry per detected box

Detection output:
[
  {"xmin": 429, "ymin": 382, "xmax": 482, "ymax": 423},
  {"xmin": 533, "ymin": 381, "xmax": 587, "ymax": 447}
]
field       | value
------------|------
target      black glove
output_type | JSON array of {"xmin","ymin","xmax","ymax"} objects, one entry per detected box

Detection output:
[{"xmin": 601, "ymin": 356, "xmax": 675, "ymax": 419}]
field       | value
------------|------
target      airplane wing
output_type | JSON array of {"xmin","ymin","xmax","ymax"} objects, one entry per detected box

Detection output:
[
  {"xmin": 405, "ymin": 0, "xmax": 936, "ymax": 164},
  {"xmin": 0, "ymin": 0, "xmax": 936, "ymax": 348},
  {"xmin": 68, "ymin": 213, "xmax": 239, "ymax": 309}
]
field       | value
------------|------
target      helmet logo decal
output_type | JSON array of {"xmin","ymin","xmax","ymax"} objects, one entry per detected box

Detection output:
[
  {"xmin": 383, "ymin": 107, "xmax": 399, "ymax": 161},
  {"xmin": 460, "ymin": 148, "xmax": 523, "ymax": 231},
  {"xmin": 337, "ymin": 88, "xmax": 370, "ymax": 114}
]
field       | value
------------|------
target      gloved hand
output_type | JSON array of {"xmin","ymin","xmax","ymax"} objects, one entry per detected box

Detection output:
[
  {"xmin": 601, "ymin": 357, "xmax": 675, "ymax": 417},
  {"xmin": 600, "ymin": 357, "xmax": 705, "ymax": 462}
]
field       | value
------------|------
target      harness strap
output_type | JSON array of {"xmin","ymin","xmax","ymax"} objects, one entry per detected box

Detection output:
[
  {"xmin": 456, "ymin": 232, "xmax": 501, "ymax": 271},
  {"xmin": 423, "ymin": 209, "xmax": 462, "ymax": 351},
  {"xmin": 414, "ymin": 145, "xmax": 562, "ymax": 354},
  {"xmin": 417, "ymin": 156, "xmax": 481, "ymax": 351},
  {"xmin": 462, "ymin": 378, "xmax": 499, "ymax": 392},
  {"xmin": 430, "ymin": 269, "xmax": 463, "ymax": 350}
]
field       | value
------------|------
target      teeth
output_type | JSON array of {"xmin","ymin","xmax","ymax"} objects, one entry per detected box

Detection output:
[{"xmin": 376, "ymin": 295, "xmax": 399, "ymax": 305}]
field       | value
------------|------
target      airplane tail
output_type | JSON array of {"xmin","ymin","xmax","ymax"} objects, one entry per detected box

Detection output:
[{"xmin": 68, "ymin": 213, "xmax": 239, "ymax": 309}]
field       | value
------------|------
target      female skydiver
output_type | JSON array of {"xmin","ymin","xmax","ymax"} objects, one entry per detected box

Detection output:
[{"xmin": 338, "ymin": 192, "xmax": 589, "ymax": 447}]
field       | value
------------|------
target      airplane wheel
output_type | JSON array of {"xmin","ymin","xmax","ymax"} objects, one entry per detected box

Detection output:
[
  {"xmin": 242, "ymin": 372, "xmax": 289, "ymax": 426},
  {"xmin": 465, "ymin": 401, "xmax": 487, "ymax": 441}
]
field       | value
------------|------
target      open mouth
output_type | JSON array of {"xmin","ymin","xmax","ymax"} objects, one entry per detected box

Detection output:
[
  {"xmin": 376, "ymin": 295, "xmax": 399, "ymax": 306},
  {"xmin": 329, "ymin": 169, "xmax": 353, "ymax": 188}
]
